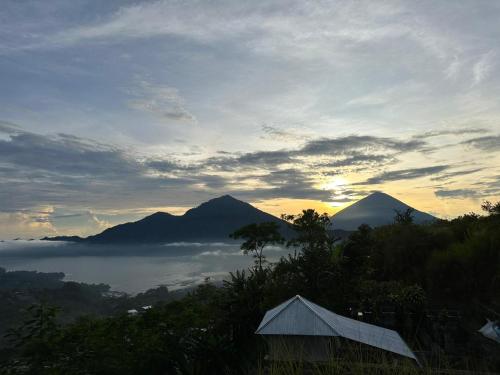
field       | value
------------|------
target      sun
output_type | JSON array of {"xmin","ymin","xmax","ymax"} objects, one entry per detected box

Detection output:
[
  {"xmin": 319, "ymin": 177, "xmax": 351, "ymax": 209},
  {"xmin": 322, "ymin": 177, "xmax": 348, "ymax": 191}
]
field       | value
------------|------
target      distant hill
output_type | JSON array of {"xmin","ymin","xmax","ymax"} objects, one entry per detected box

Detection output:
[
  {"xmin": 46, "ymin": 195, "xmax": 287, "ymax": 244},
  {"xmin": 331, "ymin": 191, "xmax": 436, "ymax": 230}
]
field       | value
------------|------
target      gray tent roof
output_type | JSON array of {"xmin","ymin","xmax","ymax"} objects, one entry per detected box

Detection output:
[{"xmin": 256, "ymin": 295, "xmax": 417, "ymax": 361}]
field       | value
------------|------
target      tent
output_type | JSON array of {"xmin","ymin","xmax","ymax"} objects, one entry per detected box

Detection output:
[
  {"xmin": 256, "ymin": 295, "xmax": 419, "ymax": 364},
  {"xmin": 479, "ymin": 320, "xmax": 500, "ymax": 344}
]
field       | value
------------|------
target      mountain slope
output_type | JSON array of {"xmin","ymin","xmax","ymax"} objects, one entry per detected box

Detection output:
[
  {"xmin": 84, "ymin": 195, "xmax": 285, "ymax": 243},
  {"xmin": 332, "ymin": 192, "xmax": 436, "ymax": 230}
]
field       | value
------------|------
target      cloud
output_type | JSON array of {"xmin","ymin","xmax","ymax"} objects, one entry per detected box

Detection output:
[
  {"xmin": 0, "ymin": 120, "xmax": 497, "ymax": 238},
  {"xmin": 202, "ymin": 135, "xmax": 426, "ymax": 172},
  {"xmin": 260, "ymin": 124, "xmax": 311, "ymax": 141},
  {"xmin": 358, "ymin": 165, "xmax": 450, "ymax": 185},
  {"xmin": 434, "ymin": 189, "xmax": 480, "ymax": 199},
  {"xmin": 321, "ymin": 153, "xmax": 396, "ymax": 168},
  {"xmin": 1, "ymin": 0, "xmax": 461, "ymax": 66},
  {"xmin": 431, "ymin": 168, "xmax": 484, "ymax": 181},
  {"xmin": 419, "ymin": 128, "xmax": 489, "ymax": 139},
  {"xmin": 146, "ymin": 159, "xmax": 198, "ymax": 173},
  {"xmin": 461, "ymin": 135, "xmax": 500, "ymax": 151},
  {"xmin": 0, "ymin": 131, "xmax": 142, "ymax": 177},
  {"xmin": 0, "ymin": 120, "xmax": 23, "ymax": 134},
  {"xmin": 0, "ymin": 126, "xmax": 202, "ymax": 212},
  {"xmin": 298, "ymin": 136, "xmax": 425, "ymax": 156},
  {"xmin": 127, "ymin": 80, "xmax": 196, "ymax": 123},
  {"xmin": 472, "ymin": 50, "xmax": 496, "ymax": 85},
  {"xmin": 0, "ymin": 209, "xmax": 56, "ymax": 239}
]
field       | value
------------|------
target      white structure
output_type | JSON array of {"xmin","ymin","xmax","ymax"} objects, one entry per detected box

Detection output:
[
  {"xmin": 479, "ymin": 320, "xmax": 500, "ymax": 344},
  {"xmin": 256, "ymin": 295, "xmax": 419, "ymax": 364}
]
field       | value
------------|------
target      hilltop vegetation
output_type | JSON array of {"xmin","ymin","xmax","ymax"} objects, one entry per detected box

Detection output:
[{"xmin": 1, "ymin": 203, "xmax": 499, "ymax": 374}]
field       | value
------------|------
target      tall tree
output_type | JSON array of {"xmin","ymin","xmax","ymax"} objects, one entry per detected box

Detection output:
[
  {"xmin": 282, "ymin": 209, "xmax": 336, "ymax": 254},
  {"xmin": 230, "ymin": 222, "xmax": 284, "ymax": 270}
]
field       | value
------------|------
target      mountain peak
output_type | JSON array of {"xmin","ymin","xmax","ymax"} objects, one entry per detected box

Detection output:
[
  {"xmin": 332, "ymin": 191, "xmax": 435, "ymax": 230},
  {"xmin": 183, "ymin": 195, "xmax": 251, "ymax": 217},
  {"xmin": 141, "ymin": 211, "xmax": 174, "ymax": 221}
]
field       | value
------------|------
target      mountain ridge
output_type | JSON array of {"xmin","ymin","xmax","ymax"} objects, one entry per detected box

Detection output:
[
  {"xmin": 42, "ymin": 192, "xmax": 436, "ymax": 243},
  {"xmin": 45, "ymin": 195, "xmax": 287, "ymax": 244}
]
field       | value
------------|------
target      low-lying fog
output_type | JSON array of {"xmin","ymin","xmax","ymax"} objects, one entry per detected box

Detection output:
[{"xmin": 0, "ymin": 240, "xmax": 289, "ymax": 294}]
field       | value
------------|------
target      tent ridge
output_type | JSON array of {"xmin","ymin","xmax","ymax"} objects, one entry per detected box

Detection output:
[
  {"xmin": 254, "ymin": 295, "xmax": 298, "ymax": 334},
  {"xmin": 297, "ymin": 296, "xmax": 340, "ymax": 336}
]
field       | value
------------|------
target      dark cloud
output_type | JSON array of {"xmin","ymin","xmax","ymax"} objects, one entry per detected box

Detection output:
[
  {"xmin": 229, "ymin": 186, "xmax": 332, "ymax": 202},
  {"xmin": 0, "ymin": 120, "xmax": 23, "ymax": 134},
  {"xmin": 481, "ymin": 176, "xmax": 500, "ymax": 195},
  {"xmin": 236, "ymin": 150, "xmax": 295, "ymax": 166},
  {"xmin": 260, "ymin": 124, "xmax": 308, "ymax": 141},
  {"xmin": 461, "ymin": 135, "xmax": 500, "ymax": 151},
  {"xmin": 323, "ymin": 153, "xmax": 395, "ymax": 168},
  {"xmin": 358, "ymin": 165, "xmax": 450, "ymax": 185},
  {"xmin": 419, "ymin": 128, "xmax": 489, "ymax": 138},
  {"xmin": 202, "ymin": 135, "xmax": 426, "ymax": 171},
  {"xmin": 226, "ymin": 168, "xmax": 332, "ymax": 202},
  {"xmin": 0, "ymin": 128, "xmax": 206, "ymax": 211},
  {"xmin": 0, "ymin": 131, "xmax": 141, "ymax": 177},
  {"xmin": 146, "ymin": 160, "xmax": 198, "ymax": 173},
  {"xmin": 434, "ymin": 189, "xmax": 480, "ymax": 199},
  {"xmin": 200, "ymin": 150, "xmax": 294, "ymax": 172},
  {"xmin": 298, "ymin": 136, "xmax": 425, "ymax": 156},
  {"xmin": 0, "ymin": 123, "xmax": 489, "ymax": 218},
  {"xmin": 431, "ymin": 168, "xmax": 484, "ymax": 181}
]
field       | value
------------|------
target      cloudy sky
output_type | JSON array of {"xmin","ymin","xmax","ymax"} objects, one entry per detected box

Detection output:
[{"xmin": 1, "ymin": 0, "xmax": 499, "ymax": 238}]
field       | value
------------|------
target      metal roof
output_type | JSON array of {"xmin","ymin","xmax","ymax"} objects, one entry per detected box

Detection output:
[{"xmin": 256, "ymin": 295, "xmax": 418, "ymax": 361}]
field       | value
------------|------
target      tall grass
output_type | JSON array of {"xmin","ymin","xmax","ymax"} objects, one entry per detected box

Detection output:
[{"xmin": 255, "ymin": 338, "xmax": 496, "ymax": 375}]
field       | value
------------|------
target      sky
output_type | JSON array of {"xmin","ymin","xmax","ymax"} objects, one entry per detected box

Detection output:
[{"xmin": 1, "ymin": 0, "xmax": 499, "ymax": 238}]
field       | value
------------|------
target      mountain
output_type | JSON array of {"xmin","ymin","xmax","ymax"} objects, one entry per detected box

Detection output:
[
  {"xmin": 331, "ymin": 191, "xmax": 436, "ymax": 230},
  {"xmin": 79, "ymin": 195, "xmax": 286, "ymax": 244}
]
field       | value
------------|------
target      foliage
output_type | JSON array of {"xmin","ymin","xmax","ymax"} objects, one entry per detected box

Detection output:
[
  {"xmin": 1, "ymin": 202, "xmax": 500, "ymax": 373},
  {"xmin": 393, "ymin": 207, "xmax": 415, "ymax": 225},
  {"xmin": 230, "ymin": 222, "xmax": 284, "ymax": 269},
  {"xmin": 482, "ymin": 200, "xmax": 500, "ymax": 215}
]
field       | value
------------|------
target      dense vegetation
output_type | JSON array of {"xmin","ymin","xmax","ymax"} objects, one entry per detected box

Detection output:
[
  {"xmin": 1, "ymin": 202, "xmax": 499, "ymax": 374},
  {"xmin": 0, "ymin": 269, "xmax": 182, "ymax": 347}
]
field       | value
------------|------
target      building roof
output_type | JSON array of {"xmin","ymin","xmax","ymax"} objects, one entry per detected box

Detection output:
[{"xmin": 256, "ymin": 295, "xmax": 418, "ymax": 362}]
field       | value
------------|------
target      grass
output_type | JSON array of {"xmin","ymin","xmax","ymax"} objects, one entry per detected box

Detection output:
[{"xmin": 254, "ymin": 338, "xmax": 498, "ymax": 375}]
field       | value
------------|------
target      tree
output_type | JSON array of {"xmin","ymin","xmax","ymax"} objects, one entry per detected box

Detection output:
[
  {"xmin": 277, "ymin": 210, "xmax": 340, "ymax": 302},
  {"xmin": 394, "ymin": 207, "xmax": 414, "ymax": 225},
  {"xmin": 282, "ymin": 209, "xmax": 336, "ymax": 254},
  {"xmin": 482, "ymin": 200, "xmax": 500, "ymax": 215},
  {"xmin": 4, "ymin": 304, "xmax": 61, "ymax": 373},
  {"xmin": 230, "ymin": 222, "xmax": 284, "ymax": 270}
]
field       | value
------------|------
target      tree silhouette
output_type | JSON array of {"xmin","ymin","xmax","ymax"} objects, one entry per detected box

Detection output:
[
  {"xmin": 393, "ymin": 207, "xmax": 414, "ymax": 225},
  {"xmin": 230, "ymin": 222, "xmax": 284, "ymax": 270},
  {"xmin": 482, "ymin": 200, "xmax": 500, "ymax": 215}
]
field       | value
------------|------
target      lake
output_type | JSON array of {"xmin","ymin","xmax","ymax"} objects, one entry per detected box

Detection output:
[{"xmin": 0, "ymin": 240, "xmax": 290, "ymax": 294}]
